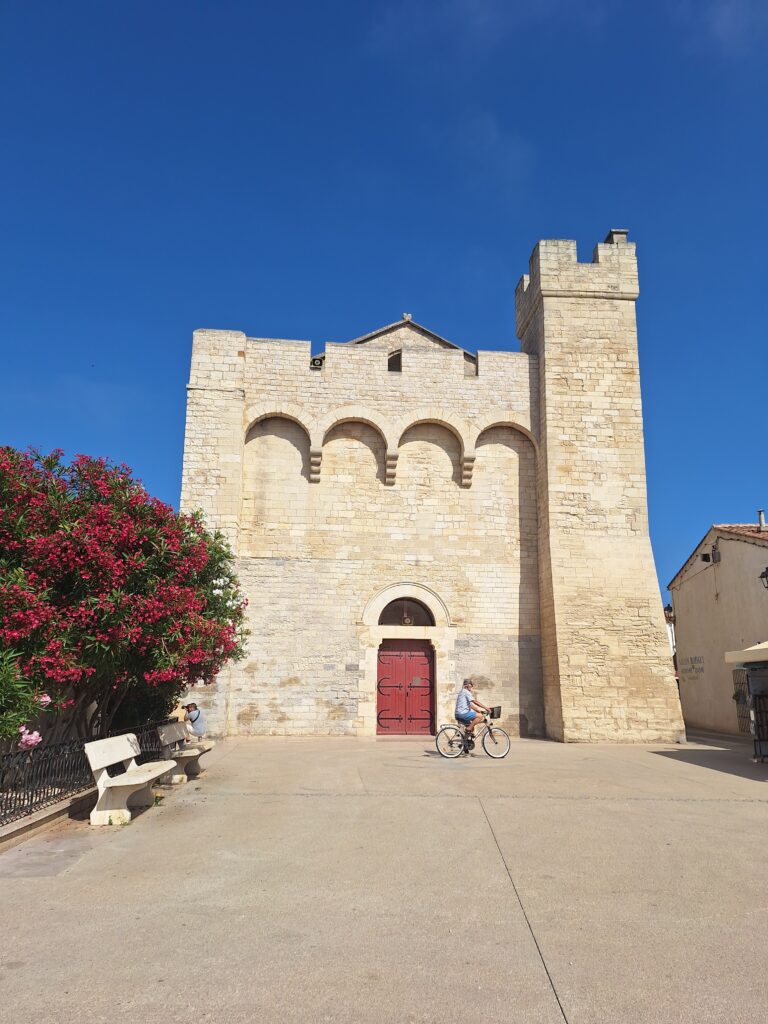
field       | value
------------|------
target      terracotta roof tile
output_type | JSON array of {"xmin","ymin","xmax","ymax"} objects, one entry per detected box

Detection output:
[{"xmin": 713, "ymin": 524, "xmax": 768, "ymax": 541}]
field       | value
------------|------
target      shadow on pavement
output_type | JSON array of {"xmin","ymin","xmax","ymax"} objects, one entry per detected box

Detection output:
[{"xmin": 652, "ymin": 736, "xmax": 768, "ymax": 783}]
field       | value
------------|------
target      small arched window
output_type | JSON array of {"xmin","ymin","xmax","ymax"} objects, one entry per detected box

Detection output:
[
  {"xmin": 378, "ymin": 598, "xmax": 435, "ymax": 626},
  {"xmin": 388, "ymin": 350, "xmax": 402, "ymax": 372}
]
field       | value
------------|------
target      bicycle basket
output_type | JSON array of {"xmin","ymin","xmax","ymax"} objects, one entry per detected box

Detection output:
[{"xmin": 490, "ymin": 706, "xmax": 501, "ymax": 719}]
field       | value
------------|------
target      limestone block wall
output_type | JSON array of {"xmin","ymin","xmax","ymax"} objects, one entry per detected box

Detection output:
[
  {"xmin": 181, "ymin": 329, "xmax": 247, "ymax": 546},
  {"xmin": 516, "ymin": 231, "xmax": 684, "ymax": 742},
  {"xmin": 181, "ymin": 321, "xmax": 543, "ymax": 737},
  {"xmin": 180, "ymin": 230, "xmax": 684, "ymax": 743}
]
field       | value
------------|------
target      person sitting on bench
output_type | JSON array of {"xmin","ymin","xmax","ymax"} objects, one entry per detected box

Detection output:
[{"xmin": 182, "ymin": 701, "xmax": 206, "ymax": 741}]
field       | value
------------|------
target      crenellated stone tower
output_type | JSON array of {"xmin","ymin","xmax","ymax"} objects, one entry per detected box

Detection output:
[
  {"xmin": 515, "ymin": 230, "xmax": 683, "ymax": 741},
  {"xmin": 180, "ymin": 230, "xmax": 684, "ymax": 743}
]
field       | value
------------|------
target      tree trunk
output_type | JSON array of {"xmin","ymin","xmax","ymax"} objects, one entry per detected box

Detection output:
[{"xmin": 101, "ymin": 688, "xmax": 128, "ymax": 736}]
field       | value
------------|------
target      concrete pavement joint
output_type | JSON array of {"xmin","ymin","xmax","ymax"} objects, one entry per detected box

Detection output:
[
  {"xmin": 478, "ymin": 797, "xmax": 569, "ymax": 1024},
  {"xmin": 470, "ymin": 794, "xmax": 768, "ymax": 804},
  {"xmin": 197, "ymin": 791, "xmax": 768, "ymax": 804},
  {"xmin": 3, "ymin": 739, "xmax": 767, "ymax": 1023}
]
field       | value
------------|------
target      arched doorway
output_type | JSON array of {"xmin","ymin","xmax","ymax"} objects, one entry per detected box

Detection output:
[
  {"xmin": 360, "ymin": 583, "xmax": 454, "ymax": 738},
  {"xmin": 376, "ymin": 639, "xmax": 434, "ymax": 735}
]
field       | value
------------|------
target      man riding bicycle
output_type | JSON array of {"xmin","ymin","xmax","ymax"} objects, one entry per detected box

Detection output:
[{"xmin": 454, "ymin": 679, "xmax": 490, "ymax": 738}]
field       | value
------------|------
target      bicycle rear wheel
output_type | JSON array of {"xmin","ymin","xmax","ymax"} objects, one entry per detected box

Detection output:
[
  {"xmin": 482, "ymin": 726, "xmax": 510, "ymax": 758},
  {"xmin": 436, "ymin": 725, "xmax": 464, "ymax": 758}
]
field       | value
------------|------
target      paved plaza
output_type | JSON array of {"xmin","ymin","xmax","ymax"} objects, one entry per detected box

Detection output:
[{"xmin": 2, "ymin": 735, "xmax": 767, "ymax": 1023}]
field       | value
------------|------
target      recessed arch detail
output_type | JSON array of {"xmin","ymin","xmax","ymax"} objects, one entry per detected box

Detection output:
[
  {"xmin": 396, "ymin": 410, "xmax": 470, "ymax": 456},
  {"xmin": 396, "ymin": 410, "xmax": 472, "ymax": 488},
  {"xmin": 461, "ymin": 413, "xmax": 538, "ymax": 488},
  {"xmin": 318, "ymin": 405, "xmax": 397, "ymax": 451},
  {"xmin": 468, "ymin": 413, "xmax": 538, "ymax": 452},
  {"xmin": 244, "ymin": 403, "xmax": 316, "ymax": 444},
  {"xmin": 316, "ymin": 406, "xmax": 398, "ymax": 486},
  {"xmin": 244, "ymin": 404, "xmax": 322, "ymax": 481},
  {"xmin": 362, "ymin": 583, "xmax": 452, "ymax": 628}
]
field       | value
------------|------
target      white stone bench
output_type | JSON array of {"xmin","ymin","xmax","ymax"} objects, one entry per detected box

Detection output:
[
  {"xmin": 84, "ymin": 734, "xmax": 176, "ymax": 826},
  {"xmin": 157, "ymin": 721, "xmax": 213, "ymax": 784}
]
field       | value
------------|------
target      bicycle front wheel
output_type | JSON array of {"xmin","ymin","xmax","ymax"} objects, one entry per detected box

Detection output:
[
  {"xmin": 436, "ymin": 726, "xmax": 464, "ymax": 759},
  {"xmin": 482, "ymin": 726, "xmax": 510, "ymax": 758}
]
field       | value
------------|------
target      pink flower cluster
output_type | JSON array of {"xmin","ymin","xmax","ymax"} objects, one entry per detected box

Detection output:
[{"xmin": 18, "ymin": 726, "xmax": 42, "ymax": 750}]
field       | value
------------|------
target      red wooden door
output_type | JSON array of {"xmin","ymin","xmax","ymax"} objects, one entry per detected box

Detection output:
[{"xmin": 376, "ymin": 640, "xmax": 434, "ymax": 735}]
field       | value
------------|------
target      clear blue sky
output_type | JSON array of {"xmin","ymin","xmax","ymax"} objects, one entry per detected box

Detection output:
[{"xmin": 1, "ymin": 1, "xmax": 766, "ymax": 595}]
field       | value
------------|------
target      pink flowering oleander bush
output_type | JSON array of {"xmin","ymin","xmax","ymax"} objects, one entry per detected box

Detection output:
[
  {"xmin": 0, "ymin": 448, "xmax": 248, "ymax": 741},
  {"xmin": 0, "ymin": 648, "xmax": 50, "ymax": 745}
]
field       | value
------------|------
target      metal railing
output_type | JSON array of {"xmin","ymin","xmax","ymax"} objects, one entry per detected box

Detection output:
[
  {"xmin": 108, "ymin": 721, "xmax": 168, "ymax": 765},
  {"xmin": 0, "ymin": 741, "xmax": 93, "ymax": 827},
  {"xmin": 0, "ymin": 720, "xmax": 172, "ymax": 828},
  {"xmin": 753, "ymin": 694, "xmax": 768, "ymax": 761},
  {"xmin": 732, "ymin": 669, "xmax": 752, "ymax": 734}
]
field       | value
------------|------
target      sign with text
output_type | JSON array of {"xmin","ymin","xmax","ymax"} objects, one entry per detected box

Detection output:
[{"xmin": 680, "ymin": 655, "xmax": 705, "ymax": 683}]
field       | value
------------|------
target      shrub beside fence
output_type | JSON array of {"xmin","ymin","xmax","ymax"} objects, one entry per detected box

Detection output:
[{"xmin": 0, "ymin": 721, "xmax": 172, "ymax": 828}]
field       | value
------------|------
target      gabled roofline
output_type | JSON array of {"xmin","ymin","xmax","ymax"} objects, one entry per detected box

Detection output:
[
  {"xmin": 667, "ymin": 527, "xmax": 717, "ymax": 591},
  {"xmin": 343, "ymin": 316, "xmax": 477, "ymax": 360},
  {"xmin": 667, "ymin": 525, "xmax": 768, "ymax": 590}
]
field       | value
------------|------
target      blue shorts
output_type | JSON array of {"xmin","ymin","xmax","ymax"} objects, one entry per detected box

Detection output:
[{"xmin": 456, "ymin": 711, "xmax": 477, "ymax": 724}]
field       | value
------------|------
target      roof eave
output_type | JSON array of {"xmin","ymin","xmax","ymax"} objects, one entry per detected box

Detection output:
[
  {"xmin": 667, "ymin": 526, "xmax": 717, "ymax": 591},
  {"xmin": 668, "ymin": 525, "xmax": 768, "ymax": 591}
]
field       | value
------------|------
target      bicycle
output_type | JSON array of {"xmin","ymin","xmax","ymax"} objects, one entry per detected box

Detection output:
[{"xmin": 435, "ymin": 706, "xmax": 511, "ymax": 759}]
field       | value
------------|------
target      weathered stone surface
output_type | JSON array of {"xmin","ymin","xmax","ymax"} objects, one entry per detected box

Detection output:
[
  {"xmin": 180, "ymin": 232, "xmax": 684, "ymax": 742},
  {"xmin": 516, "ymin": 233, "xmax": 684, "ymax": 742}
]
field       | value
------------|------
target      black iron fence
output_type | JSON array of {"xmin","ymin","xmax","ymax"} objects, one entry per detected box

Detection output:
[
  {"xmin": 108, "ymin": 721, "xmax": 168, "ymax": 765},
  {"xmin": 732, "ymin": 669, "xmax": 752, "ymax": 734},
  {"xmin": 0, "ymin": 741, "xmax": 92, "ymax": 827},
  {"xmin": 0, "ymin": 720, "xmax": 172, "ymax": 828},
  {"xmin": 753, "ymin": 694, "xmax": 768, "ymax": 761}
]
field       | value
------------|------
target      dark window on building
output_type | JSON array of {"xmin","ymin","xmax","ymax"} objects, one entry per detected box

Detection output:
[
  {"xmin": 378, "ymin": 598, "xmax": 435, "ymax": 626},
  {"xmin": 388, "ymin": 350, "xmax": 402, "ymax": 372}
]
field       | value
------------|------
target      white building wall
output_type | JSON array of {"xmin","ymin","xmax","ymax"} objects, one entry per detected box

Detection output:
[{"xmin": 671, "ymin": 533, "xmax": 768, "ymax": 734}]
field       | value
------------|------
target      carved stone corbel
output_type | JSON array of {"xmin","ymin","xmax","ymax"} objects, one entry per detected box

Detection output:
[
  {"xmin": 460, "ymin": 453, "xmax": 475, "ymax": 488},
  {"xmin": 385, "ymin": 449, "xmax": 398, "ymax": 486},
  {"xmin": 309, "ymin": 447, "xmax": 322, "ymax": 483}
]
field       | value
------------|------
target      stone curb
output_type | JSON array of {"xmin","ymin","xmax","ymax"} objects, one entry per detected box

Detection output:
[
  {"xmin": 0, "ymin": 739, "xmax": 241, "ymax": 852},
  {"xmin": 0, "ymin": 788, "xmax": 97, "ymax": 851}
]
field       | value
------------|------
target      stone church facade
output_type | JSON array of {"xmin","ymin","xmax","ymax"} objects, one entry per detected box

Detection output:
[{"xmin": 180, "ymin": 230, "xmax": 684, "ymax": 742}]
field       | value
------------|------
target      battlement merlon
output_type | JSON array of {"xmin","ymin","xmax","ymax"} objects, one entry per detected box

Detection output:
[
  {"xmin": 188, "ymin": 330, "xmax": 313, "ymax": 389},
  {"xmin": 515, "ymin": 230, "xmax": 639, "ymax": 343},
  {"xmin": 188, "ymin": 329, "xmax": 247, "ymax": 390}
]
